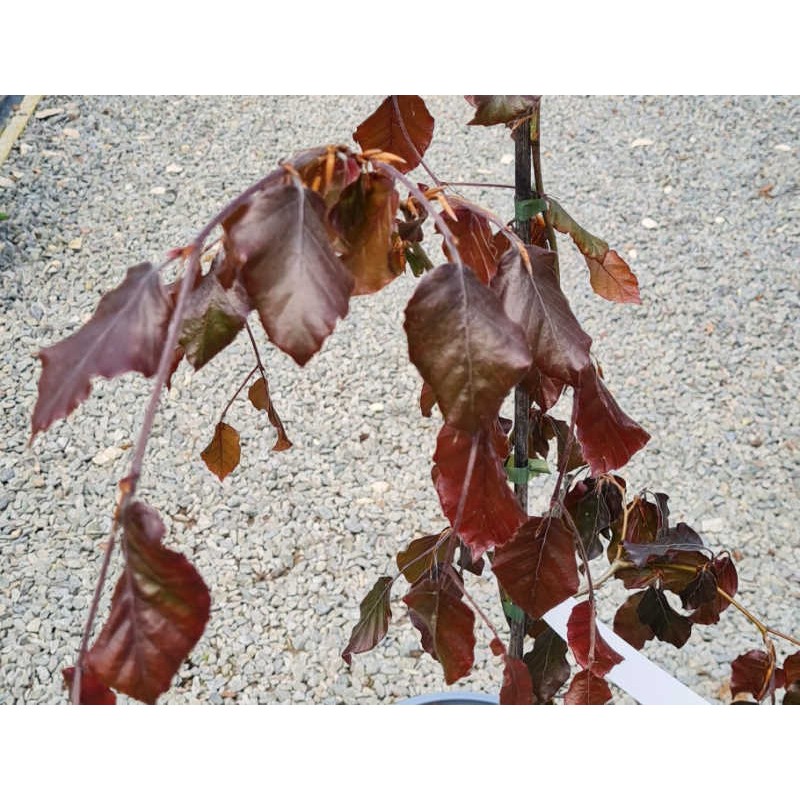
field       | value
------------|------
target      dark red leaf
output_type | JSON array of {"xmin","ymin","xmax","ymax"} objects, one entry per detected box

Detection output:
[
  {"xmin": 523, "ymin": 367, "xmax": 564, "ymax": 412},
  {"xmin": 419, "ymin": 382, "xmax": 437, "ymax": 417},
  {"xmin": 612, "ymin": 592, "xmax": 655, "ymax": 651},
  {"xmin": 689, "ymin": 555, "xmax": 738, "ymax": 625},
  {"xmin": 564, "ymin": 670, "xmax": 612, "ymax": 705},
  {"xmin": 523, "ymin": 626, "xmax": 570, "ymax": 703},
  {"xmin": 201, "ymin": 421, "xmax": 241, "ymax": 481},
  {"xmin": 396, "ymin": 533, "xmax": 450, "ymax": 585},
  {"xmin": 585, "ymin": 249, "xmax": 641, "ymax": 304},
  {"xmin": 458, "ymin": 541, "xmax": 485, "ymax": 576},
  {"xmin": 179, "ymin": 272, "xmax": 249, "ymax": 370},
  {"xmin": 622, "ymin": 522, "xmax": 706, "ymax": 569},
  {"xmin": 353, "ymin": 95, "xmax": 434, "ymax": 174},
  {"xmin": 224, "ymin": 181, "xmax": 353, "ymax": 366},
  {"xmin": 32, "ymin": 262, "xmax": 172, "ymax": 439},
  {"xmin": 248, "ymin": 376, "xmax": 292, "ymax": 452},
  {"xmin": 342, "ymin": 576, "xmax": 393, "ymax": 665},
  {"xmin": 493, "ymin": 516, "xmax": 580, "ymax": 620},
  {"xmin": 86, "ymin": 501, "xmax": 211, "ymax": 704},
  {"xmin": 62, "ymin": 665, "xmax": 117, "ymax": 705},
  {"xmin": 574, "ymin": 365, "xmax": 650, "ymax": 475},
  {"xmin": 636, "ymin": 586, "xmax": 693, "ymax": 649},
  {"xmin": 433, "ymin": 423, "xmax": 526, "ymax": 557},
  {"xmin": 783, "ymin": 652, "xmax": 800, "ymax": 685},
  {"xmin": 332, "ymin": 172, "xmax": 403, "ymax": 295},
  {"xmin": 567, "ymin": 600, "xmax": 624, "ymax": 678},
  {"xmin": 404, "ymin": 262, "xmax": 532, "ymax": 433},
  {"xmin": 465, "ymin": 95, "xmax": 540, "ymax": 127},
  {"xmin": 678, "ymin": 567, "xmax": 718, "ymax": 611},
  {"xmin": 403, "ymin": 575, "xmax": 475, "ymax": 684},
  {"xmin": 731, "ymin": 649, "xmax": 776, "ymax": 702},
  {"xmin": 500, "ymin": 657, "xmax": 534, "ymax": 705},
  {"xmin": 491, "ymin": 245, "xmax": 592, "ymax": 386},
  {"xmin": 609, "ymin": 494, "xmax": 659, "ymax": 561},
  {"xmin": 441, "ymin": 196, "xmax": 501, "ymax": 283}
]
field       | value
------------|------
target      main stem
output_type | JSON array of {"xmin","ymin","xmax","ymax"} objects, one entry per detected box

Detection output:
[{"xmin": 509, "ymin": 117, "xmax": 534, "ymax": 660}]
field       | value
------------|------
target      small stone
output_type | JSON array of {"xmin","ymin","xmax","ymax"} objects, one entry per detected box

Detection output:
[
  {"xmin": 774, "ymin": 144, "xmax": 791, "ymax": 152},
  {"xmin": 92, "ymin": 446, "xmax": 123, "ymax": 466},
  {"xmin": 368, "ymin": 402, "xmax": 384, "ymax": 413},
  {"xmin": 345, "ymin": 517, "xmax": 363, "ymax": 534},
  {"xmin": 641, "ymin": 217, "xmax": 659, "ymax": 229},
  {"xmin": 370, "ymin": 481, "xmax": 390, "ymax": 495},
  {"xmin": 68, "ymin": 237, "xmax": 83, "ymax": 251},
  {"xmin": 631, "ymin": 137, "xmax": 654, "ymax": 147},
  {"xmin": 35, "ymin": 107, "xmax": 64, "ymax": 120},
  {"xmin": 702, "ymin": 518, "xmax": 724, "ymax": 533},
  {"xmin": 0, "ymin": 177, "xmax": 15, "ymax": 189},
  {"xmin": 714, "ymin": 216, "xmax": 725, "ymax": 225},
  {"xmin": 62, "ymin": 128, "xmax": 80, "ymax": 139},
  {"xmin": 165, "ymin": 163, "xmax": 183, "ymax": 174},
  {"xmin": 500, "ymin": 154, "xmax": 514, "ymax": 165},
  {"xmin": 663, "ymin": 185, "xmax": 673, "ymax": 194},
  {"xmin": 150, "ymin": 186, "xmax": 167, "ymax": 195},
  {"xmin": 26, "ymin": 618, "xmax": 41, "ymax": 633}
]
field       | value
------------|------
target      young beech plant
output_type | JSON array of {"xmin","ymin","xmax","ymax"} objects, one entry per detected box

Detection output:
[{"xmin": 32, "ymin": 95, "xmax": 799, "ymax": 705}]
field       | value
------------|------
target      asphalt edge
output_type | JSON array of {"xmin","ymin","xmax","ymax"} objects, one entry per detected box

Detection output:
[{"xmin": 0, "ymin": 95, "xmax": 43, "ymax": 167}]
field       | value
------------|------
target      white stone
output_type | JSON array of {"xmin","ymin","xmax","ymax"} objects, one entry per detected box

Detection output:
[
  {"xmin": 774, "ymin": 144, "xmax": 791, "ymax": 152},
  {"xmin": 702, "ymin": 517, "xmax": 724, "ymax": 533},
  {"xmin": 631, "ymin": 137, "xmax": 654, "ymax": 147},
  {"xmin": 641, "ymin": 217, "xmax": 659, "ymax": 229},
  {"xmin": 92, "ymin": 446, "xmax": 123, "ymax": 466}
]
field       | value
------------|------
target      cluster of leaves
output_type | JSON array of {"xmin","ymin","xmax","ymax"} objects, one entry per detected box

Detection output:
[{"xmin": 32, "ymin": 95, "xmax": 798, "ymax": 704}]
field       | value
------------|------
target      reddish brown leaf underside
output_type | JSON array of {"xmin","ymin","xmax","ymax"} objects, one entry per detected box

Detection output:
[
  {"xmin": 353, "ymin": 95, "xmax": 434, "ymax": 174},
  {"xmin": 586, "ymin": 250, "xmax": 641, "ymax": 304},
  {"xmin": 491, "ymin": 245, "xmax": 593, "ymax": 386},
  {"xmin": 492, "ymin": 516, "xmax": 579, "ymax": 620},
  {"xmin": 201, "ymin": 421, "xmax": 241, "ymax": 481},
  {"xmin": 441, "ymin": 196, "xmax": 500, "ymax": 283},
  {"xmin": 62, "ymin": 665, "xmax": 117, "ymax": 705},
  {"xmin": 566, "ymin": 600, "xmax": 624, "ymax": 678},
  {"xmin": 564, "ymin": 669, "xmax": 612, "ymax": 705},
  {"xmin": 32, "ymin": 262, "xmax": 172, "ymax": 439},
  {"xmin": 612, "ymin": 592, "xmax": 655, "ymax": 651},
  {"xmin": 500, "ymin": 657, "xmax": 534, "ymax": 705},
  {"xmin": 731, "ymin": 649, "xmax": 775, "ymax": 702},
  {"xmin": 523, "ymin": 626, "xmax": 571, "ymax": 703},
  {"xmin": 86, "ymin": 501, "xmax": 211, "ymax": 704},
  {"xmin": 636, "ymin": 586, "xmax": 693, "ymax": 648},
  {"xmin": 403, "ymin": 575, "xmax": 476, "ymax": 684},
  {"xmin": 224, "ymin": 181, "xmax": 354, "ymax": 366},
  {"xmin": 433, "ymin": 424, "xmax": 526, "ymax": 557},
  {"xmin": 574, "ymin": 366, "xmax": 650, "ymax": 475},
  {"xmin": 396, "ymin": 533, "xmax": 450, "ymax": 585},
  {"xmin": 342, "ymin": 576, "xmax": 393, "ymax": 665},
  {"xmin": 404, "ymin": 263, "xmax": 532, "ymax": 433}
]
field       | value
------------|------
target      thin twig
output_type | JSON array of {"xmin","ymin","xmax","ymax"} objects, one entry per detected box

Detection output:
[{"xmin": 220, "ymin": 366, "xmax": 260, "ymax": 421}]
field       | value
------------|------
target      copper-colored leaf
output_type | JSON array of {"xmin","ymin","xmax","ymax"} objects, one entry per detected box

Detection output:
[
  {"xmin": 403, "ymin": 575, "xmax": 476, "ymax": 685},
  {"xmin": 332, "ymin": 172, "xmax": 403, "ymax": 295},
  {"xmin": 523, "ymin": 626, "xmax": 570, "ymax": 703},
  {"xmin": 342, "ymin": 576, "xmax": 393, "ymax": 665},
  {"xmin": 396, "ymin": 533, "xmax": 450, "ymax": 585},
  {"xmin": 62, "ymin": 665, "xmax": 117, "ymax": 705},
  {"xmin": 32, "ymin": 262, "xmax": 172, "ymax": 439},
  {"xmin": 433, "ymin": 423, "xmax": 526, "ymax": 557},
  {"xmin": 731, "ymin": 649, "xmax": 776, "ymax": 702},
  {"xmin": 224, "ymin": 181, "xmax": 353, "ymax": 366},
  {"xmin": 491, "ymin": 245, "xmax": 593, "ymax": 386},
  {"xmin": 179, "ymin": 272, "xmax": 249, "ymax": 370},
  {"xmin": 500, "ymin": 657, "xmax": 534, "ymax": 705},
  {"xmin": 248, "ymin": 376, "xmax": 292, "ymax": 452},
  {"xmin": 465, "ymin": 95, "xmax": 539, "ymax": 127},
  {"xmin": 586, "ymin": 249, "xmax": 641, "ymax": 304},
  {"xmin": 564, "ymin": 669, "xmax": 612, "ymax": 705},
  {"xmin": 622, "ymin": 522, "xmax": 706, "ymax": 569},
  {"xmin": 353, "ymin": 95, "xmax": 434, "ymax": 174},
  {"xmin": 201, "ymin": 421, "xmax": 241, "ymax": 481},
  {"xmin": 566, "ymin": 600, "xmax": 624, "ymax": 678},
  {"xmin": 441, "ymin": 196, "xmax": 500, "ymax": 284},
  {"xmin": 404, "ymin": 263, "xmax": 532, "ymax": 433},
  {"xmin": 574, "ymin": 365, "xmax": 650, "ymax": 475},
  {"xmin": 86, "ymin": 501, "xmax": 211, "ymax": 704},
  {"xmin": 289, "ymin": 145, "xmax": 361, "ymax": 209},
  {"xmin": 493, "ymin": 516, "xmax": 579, "ymax": 620},
  {"xmin": 636, "ymin": 586, "xmax": 692, "ymax": 649},
  {"xmin": 612, "ymin": 592, "xmax": 655, "ymax": 651}
]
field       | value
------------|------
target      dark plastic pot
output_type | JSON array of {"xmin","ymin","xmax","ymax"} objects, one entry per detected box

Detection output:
[{"xmin": 396, "ymin": 692, "xmax": 498, "ymax": 705}]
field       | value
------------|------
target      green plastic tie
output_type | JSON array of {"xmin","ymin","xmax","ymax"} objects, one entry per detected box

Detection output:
[
  {"xmin": 514, "ymin": 197, "xmax": 547, "ymax": 221},
  {"xmin": 505, "ymin": 457, "xmax": 550, "ymax": 484}
]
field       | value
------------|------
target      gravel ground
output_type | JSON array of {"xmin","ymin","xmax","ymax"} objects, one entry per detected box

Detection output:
[{"xmin": 1, "ymin": 96, "xmax": 798, "ymax": 704}]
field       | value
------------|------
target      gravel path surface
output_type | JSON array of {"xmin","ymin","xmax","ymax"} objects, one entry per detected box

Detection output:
[{"xmin": 1, "ymin": 96, "xmax": 798, "ymax": 704}]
